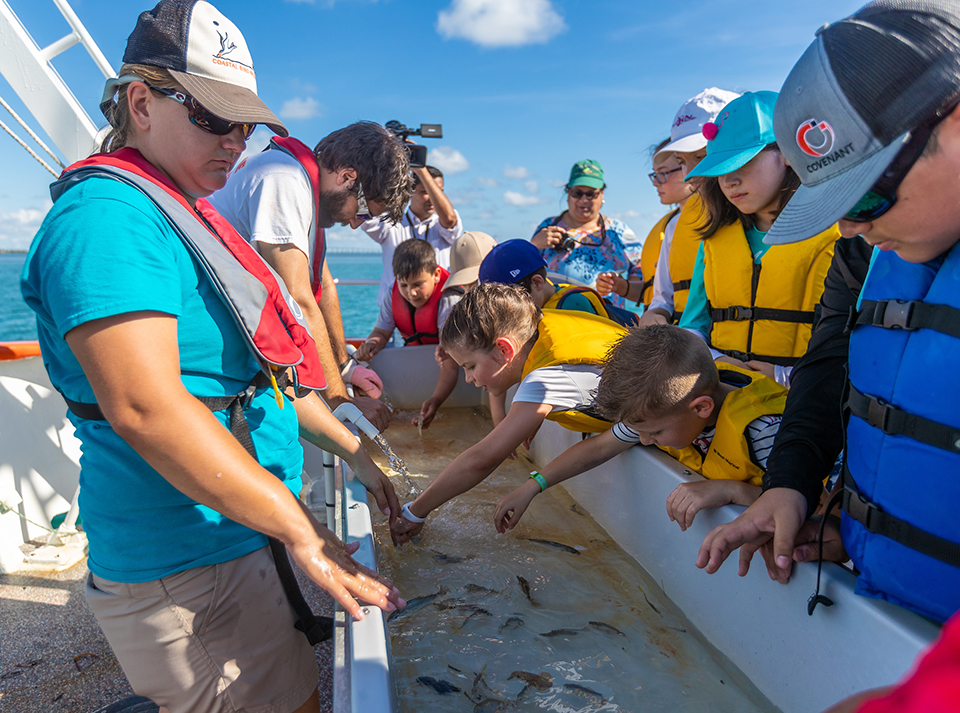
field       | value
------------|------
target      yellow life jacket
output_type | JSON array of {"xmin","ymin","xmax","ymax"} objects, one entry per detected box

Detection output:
[
  {"xmin": 703, "ymin": 222, "xmax": 838, "ymax": 366},
  {"xmin": 521, "ymin": 309, "xmax": 627, "ymax": 433},
  {"xmin": 668, "ymin": 194, "xmax": 705, "ymax": 320},
  {"xmin": 639, "ymin": 209, "xmax": 679, "ymax": 308},
  {"xmin": 659, "ymin": 363, "xmax": 787, "ymax": 486}
]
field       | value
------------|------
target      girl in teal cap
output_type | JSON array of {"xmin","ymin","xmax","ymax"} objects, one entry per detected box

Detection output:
[{"xmin": 678, "ymin": 91, "xmax": 840, "ymax": 387}]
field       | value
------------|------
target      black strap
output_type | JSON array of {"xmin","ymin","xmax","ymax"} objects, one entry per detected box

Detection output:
[
  {"xmin": 842, "ymin": 467, "xmax": 960, "ymax": 569},
  {"xmin": 709, "ymin": 305, "xmax": 815, "ymax": 324},
  {"xmin": 63, "ymin": 371, "xmax": 332, "ymax": 646},
  {"xmin": 403, "ymin": 330, "xmax": 438, "ymax": 346},
  {"xmin": 672, "ymin": 279, "xmax": 692, "ymax": 292},
  {"xmin": 715, "ymin": 347, "xmax": 799, "ymax": 368},
  {"xmin": 850, "ymin": 299, "xmax": 960, "ymax": 339},
  {"xmin": 846, "ymin": 384, "xmax": 960, "ymax": 455}
]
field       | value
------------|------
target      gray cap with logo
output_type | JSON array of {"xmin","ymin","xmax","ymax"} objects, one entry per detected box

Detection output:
[{"xmin": 766, "ymin": 0, "xmax": 960, "ymax": 245}]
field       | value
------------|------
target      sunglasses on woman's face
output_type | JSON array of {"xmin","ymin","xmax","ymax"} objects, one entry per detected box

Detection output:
[
  {"xmin": 569, "ymin": 189, "xmax": 601, "ymax": 200},
  {"xmin": 147, "ymin": 84, "xmax": 256, "ymax": 140}
]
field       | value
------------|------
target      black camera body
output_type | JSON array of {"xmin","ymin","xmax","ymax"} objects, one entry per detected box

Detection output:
[
  {"xmin": 559, "ymin": 231, "xmax": 577, "ymax": 251},
  {"xmin": 385, "ymin": 121, "xmax": 442, "ymax": 169}
]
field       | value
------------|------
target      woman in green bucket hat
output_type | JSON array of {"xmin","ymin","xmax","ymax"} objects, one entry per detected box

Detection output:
[{"xmin": 530, "ymin": 159, "xmax": 642, "ymax": 309}]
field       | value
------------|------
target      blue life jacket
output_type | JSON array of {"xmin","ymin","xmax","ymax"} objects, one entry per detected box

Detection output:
[{"xmin": 844, "ymin": 244, "xmax": 960, "ymax": 622}]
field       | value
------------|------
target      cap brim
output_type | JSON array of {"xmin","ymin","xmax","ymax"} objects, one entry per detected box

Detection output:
[
  {"xmin": 765, "ymin": 134, "xmax": 907, "ymax": 245},
  {"xmin": 654, "ymin": 133, "xmax": 708, "ymax": 163},
  {"xmin": 171, "ymin": 70, "xmax": 288, "ymax": 137},
  {"xmin": 446, "ymin": 266, "xmax": 480, "ymax": 289},
  {"xmin": 568, "ymin": 177, "xmax": 605, "ymax": 189},
  {"xmin": 685, "ymin": 145, "xmax": 765, "ymax": 180}
]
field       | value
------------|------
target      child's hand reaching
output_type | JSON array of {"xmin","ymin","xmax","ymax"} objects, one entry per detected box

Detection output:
[
  {"xmin": 414, "ymin": 396, "xmax": 442, "ymax": 429},
  {"xmin": 494, "ymin": 480, "xmax": 539, "ymax": 533},
  {"xmin": 355, "ymin": 336, "xmax": 385, "ymax": 363},
  {"xmin": 666, "ymin": 479, "xmax": 760, "ymax": 531}
]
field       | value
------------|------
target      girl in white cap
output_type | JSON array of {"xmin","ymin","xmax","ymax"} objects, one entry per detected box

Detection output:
[{"xmin": 20, "ymin": 2, "xmax": 402, "ymax": 711}]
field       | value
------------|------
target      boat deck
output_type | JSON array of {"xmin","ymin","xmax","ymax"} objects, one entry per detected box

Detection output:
[{"xmin": 0, "ymin": 548, "xmax": 339, "ymax": 712}]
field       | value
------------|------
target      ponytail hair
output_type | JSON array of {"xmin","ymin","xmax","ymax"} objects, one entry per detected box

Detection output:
[
  {"xmin": 696, "ymin": 144, "xmax": 800, "ymax": 239},
  {"xmin": 98, "ymin": 64, "xmax": 181, "ymax": 153},
  {"xmin": 441, "ymin": 282, "xmax": 541, "ymax": 354}
]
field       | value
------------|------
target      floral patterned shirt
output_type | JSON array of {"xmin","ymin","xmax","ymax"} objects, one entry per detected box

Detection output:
[{"xmin": 534, "ymin": 214, "xmax": 640, "ymax": 308}]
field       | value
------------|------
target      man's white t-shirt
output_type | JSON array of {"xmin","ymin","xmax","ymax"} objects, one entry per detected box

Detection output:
[
  {"xmin": 362, "ymin": 209, "xmax": 464, "ymax": 306},
  {"xmin": 209, "ymin": 150, "xmax": 317, "ymax": 262}
]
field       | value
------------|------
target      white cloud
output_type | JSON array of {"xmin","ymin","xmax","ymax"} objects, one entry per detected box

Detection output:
[
  {"xmin": 280, "ymin": 97, "xmax": 322, "ymax": 120},
  {"xmin": 475, "ymin": 176, "xmax": 499, "ymax": 187},
  {"xmin": 437, "ymin": 0, "xmax": 566, "ymax": 48},
  {"xmin": 503, "ymin": 191, "xmax": 544, "ymax": 207},
  {"xmin": 524, "ymin": 180, "xmax": 539, "ymax": 194},
  {"xmin": 0, "ymin": 206, "xmax": 50, "ymax": 250},
  {"xmin": 429, "ymin": 146, "xmax": 469, "ymax": 174},
  {"xmin": 503, "ymin": 164, "xmax": 530, "ymax": 180},
  {"xmin": 325, "ymin": 226, "xmax": 380, "ymax": 252},
  {"xmin": 546, "ymin": 178, "xmax": 567, "ymax": 188}
]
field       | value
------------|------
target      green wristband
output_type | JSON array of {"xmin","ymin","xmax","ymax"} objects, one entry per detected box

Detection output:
[{"xmin": 529, "ymin": 471, "xmax": 548, "ymax": 492}]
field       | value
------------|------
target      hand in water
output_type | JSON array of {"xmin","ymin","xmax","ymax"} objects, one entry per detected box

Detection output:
[
  {"xmin": 415, "ymin": 396, "xmax": 442, "ymax": 429},
  {"xmin": 494, "ymin": 481, "xmax": 539, "ymax": 533},
  {"xmin": 288, "ymin": 502, "xmax": 405, "ymax": 619},
  {"xmin": 391, "ymin": 513, "xmax": 425, "ymax": 545}
]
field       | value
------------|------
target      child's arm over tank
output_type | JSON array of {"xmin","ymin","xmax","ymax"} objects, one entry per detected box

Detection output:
[
  {"xmin": 494, "ymin": 428, "xmax": 633, "ymax": 532},
  {"xmin": 393, "ymin": 400, "xmax": 554, "ymax": 543}
]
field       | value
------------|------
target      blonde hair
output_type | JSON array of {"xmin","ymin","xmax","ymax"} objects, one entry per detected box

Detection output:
[
  {"xmin": 98, "ymin": 64, "xmax": 181, "ymax": 153},
  {"xmin": 594, "ymin": 324, "xmax": 719, "ymax": 423},
  {"xmin": 440, "ymin": 282, "xmax": 541, "ymax": 353}
]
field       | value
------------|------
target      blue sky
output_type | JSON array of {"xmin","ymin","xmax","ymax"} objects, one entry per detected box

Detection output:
[{"xmin": 0, "ymin": 0, "xmax": 865, "ymax": 252}]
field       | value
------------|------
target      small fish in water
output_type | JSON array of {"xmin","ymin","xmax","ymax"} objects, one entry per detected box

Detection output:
[
  {"xmin": 473, "ymin": 700, "xmax": 510, "ymax": 713},
  {"xmin": 431, "ymin": 550, "xmax": 464, "ymax": 564},
  {"xmin": 455, "ymin": 608, "xmax": 491, "ymax": 630},
  {"xmin": 448, "ymin": 665, "xmax": 463, "ymax": 673},
  {"xmin": 417, "ymin": 676, "xmax": 461, "ymax": 694},
  {"xmin": 527, "ymin": 538, "xmax": 580, "ymax": 555},
  {"xmin": 388, "ymin": 590, "xmax": 442, "ymax": 620},
  {"xmin": 589, "ymin": 621, "xmax": 626, "ymax": 637},
  {"xmin": 563, "ymin": 683, "xmax": 606, "ymax": 703},
  {"xmin": 508, "ymin": 670, "xmax": 552, "ymax": 691},
  {"xmin": 516, "ymin": 575, "xmax": 539, "ymax": 606},
  {"xmin": 541, "ymin": 627, "xmax": 583, "ymax": 638},
  {"xmin": 498, "ymin": 616, "xmax": 524, "ymax": 633},
  {"xmin": 463, "ymin": 583, "xmax": 499, "ymax": 595},
  {"xmin": 640, "ymin": 588, "xmax": 661, "ymax": 615},
  {"xmin": 417, "ymin": 416, "xmax": 423, "ymax": 438},
  {"xmin": 470, "ymin": 670, "xmax": 504, "ymax": 704},
  {"xmin": 569, "ymin": 503, "xmax": 587, "ymax": 516}
]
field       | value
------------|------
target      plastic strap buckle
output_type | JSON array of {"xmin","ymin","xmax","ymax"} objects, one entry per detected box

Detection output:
[{"xmin": 880, "ymin": 300, "xmax": 917, "ymax": 330}]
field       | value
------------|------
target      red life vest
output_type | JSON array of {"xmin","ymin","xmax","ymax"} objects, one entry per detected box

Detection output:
[
  {"xmin": 53, "ymin": 148, "xmax": 326, "ymax": 391},
  {"xmin": 391, "ymin": 268, "xmax": 450, "ymax": 345},
  {"xmin": 266, "ymin": 136, "xmax": 326, "ymax": 303}
]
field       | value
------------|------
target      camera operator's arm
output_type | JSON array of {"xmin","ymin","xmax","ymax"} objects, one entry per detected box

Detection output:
[{"xmin": 414, "ymin": 166, "xmax": 458, "ymax": 230}]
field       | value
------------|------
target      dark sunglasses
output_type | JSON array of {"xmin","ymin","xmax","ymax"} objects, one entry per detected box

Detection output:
[
  {"xmin": 844, "ymin": 102, "xmax": 958, "ymax": 223},
  {"xmin": 648, "ymin": 167, "xmax": 683, "ymax": 185},
  {"xmin": 147, "ymin": 84, "xmax": 256, "ymax": 140},
  {"xmin": 568, "ymin": 188, "xmax": 601, "ymax": 200}
]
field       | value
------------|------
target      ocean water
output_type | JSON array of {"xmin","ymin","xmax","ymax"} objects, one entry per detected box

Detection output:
[{"xmin": 0, "ymin": 251, "xmax": 385, "ymax": 342}]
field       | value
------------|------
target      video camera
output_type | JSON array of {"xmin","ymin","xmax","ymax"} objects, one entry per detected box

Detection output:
[{"xmin": 385, "ymin": 120, "xmax": 442, "ymax": 169}]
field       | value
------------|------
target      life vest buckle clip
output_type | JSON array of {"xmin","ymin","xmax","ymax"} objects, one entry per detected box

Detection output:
[
  {"xmin": 880, "ymin": 300, "xmax": 917, "ymax": 330},
  {"xmin": 865, "ymin": 395, "xmax": 894, "ymax": 434},
  {"xmin": 731, "ymin": 305, "xmax": 754, "ymax": 321}
]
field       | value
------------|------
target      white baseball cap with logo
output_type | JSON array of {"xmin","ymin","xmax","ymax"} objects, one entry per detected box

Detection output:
[
  {"xmin": 654, "ymin": 87, "xmax": 742, "ymax": 163},
  {"xmin": 101, "ymin": 0, "xmax": 287, "ymax": 136}
]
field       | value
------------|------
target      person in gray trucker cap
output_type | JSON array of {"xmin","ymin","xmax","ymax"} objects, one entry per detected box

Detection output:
[{"xmin": 696, "ymin": 0, "xmax": 960, "ymax": 632}]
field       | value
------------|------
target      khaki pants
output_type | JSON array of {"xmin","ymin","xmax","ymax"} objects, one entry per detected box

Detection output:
[{"xmin": 86, "ymin": 546, "xmax": 318, "ymax": 713}]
